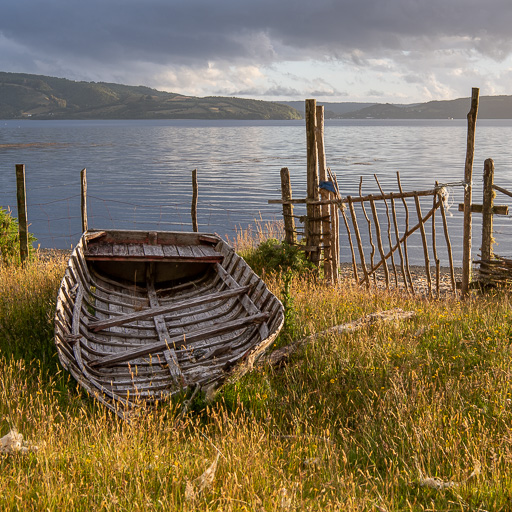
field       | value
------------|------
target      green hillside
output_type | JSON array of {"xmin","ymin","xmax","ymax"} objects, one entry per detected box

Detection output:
[
  {"xmin": 0, "ymin": 72, "xmax": 302, "ymax": 120},
  {"xmin": 336, "ymin": 96, "xmax": 512, "ymax": 119}
]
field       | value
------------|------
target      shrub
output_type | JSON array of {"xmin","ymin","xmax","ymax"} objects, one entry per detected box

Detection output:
[
  {"xmin": 242, "ymin": 238, "xmax": 315, "ymax": 276},
  {"xmin": 0, "ymin": 207, "xmax": 36, "ymax": 265}
]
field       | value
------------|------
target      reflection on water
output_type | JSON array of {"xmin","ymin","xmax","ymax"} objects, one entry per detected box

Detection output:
[{"xmin": 1, "ymin": 118, "xmax": 512, "ymax": 265}]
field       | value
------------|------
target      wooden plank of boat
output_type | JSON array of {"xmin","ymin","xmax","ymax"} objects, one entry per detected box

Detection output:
[
  {"xmin": 146, "ymin": 265, "xmax": 183, "ymax": 384},
  {"xmin": 88, "ymin": 285, "xmax": 252, "ymax": 332},
  {"xmin": 143, "ymin": 244, "xmax": 165, "ymax": 258},
  {"xmin": 85, "ymin": 242, "xmax": 224, "ymax": 263},
  {"xmin": 88, "ymin": 312, "xmax": 270, "ymax": 368},
  {"xmin": 215, "ymin": 262, "xmax": 270, "ymax": 340}
]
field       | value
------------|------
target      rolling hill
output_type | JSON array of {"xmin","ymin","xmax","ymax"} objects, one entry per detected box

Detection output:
[
  {"xmin": 0, "ymin": 72, "xmax": 302, "ymax": 120},
  {"xmin": 333, "ymin": 96, "xmax": 512, "ymax": 119}
]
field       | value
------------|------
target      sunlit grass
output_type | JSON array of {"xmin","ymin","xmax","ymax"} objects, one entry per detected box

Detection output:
[{"xmin": 2, "ymin": 242, "xmax": 512, "ymax": 510}]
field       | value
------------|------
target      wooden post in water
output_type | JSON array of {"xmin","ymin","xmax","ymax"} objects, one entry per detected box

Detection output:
[
  {"xmin": 461, "ymin": 87, "xmax": 480, "ymax": 296},
  {"xmin": 191, "ymin": 168, "xmax": 199, "ymax": 232},
  {"xmin": 81, "ymin": 168, "xmax": 88, "ymax": 233},
  {"xmin": 481, "ymin": 158, "xmax": 495, "ymax": 265},
  {"xmin": 15, "ymin": 164, "xmax": 29, "ymax": 264},
  {"xmin": 280, "ymin": 167, "xmax": 296, "ymax": 245},
  {"xmin": 305, "ymin": 99, "xmax": 321, "ymax": 268}
]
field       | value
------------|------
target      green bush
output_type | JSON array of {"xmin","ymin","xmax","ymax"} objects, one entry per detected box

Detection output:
[
  {"xmin": 0, "ymin": 207, "xmax": 36, "ymax": 265},
  {"xmin": 242, "ymin": 238, "xmax": 315, "ymax": 276}
]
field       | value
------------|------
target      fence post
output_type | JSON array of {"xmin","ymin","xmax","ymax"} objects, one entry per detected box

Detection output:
[
  {"xmin": 461, "ymin": 87, "xmax": 480, "ymax": 296},
  {"xmin": 81, "ymin": 168, "xmax": 88, "ymax": 233},
  {"xmin": 316, "ymin": 105, "xmax": 333, "ymax": 282},
  {"xmin": 191, "ymin": 168, "xmax": 198, "ymax": 232},
  {"xmin": 15, "ymin": 164, "xmax": 29, "ymax": 264},
  {"xmin": 305, "ymin": 99, "xmax": 321, "ymax": 268},
  {"xmin": 280, "ymin": 167, "xmax": 296, "ymax": 245},
  {"xmin": 481, "ymin": 158, "xmax": 495, "ymax": 266}
]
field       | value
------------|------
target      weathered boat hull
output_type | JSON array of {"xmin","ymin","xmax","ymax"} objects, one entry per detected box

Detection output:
[{"xmin": 54, "ymin": 230, "xmax": 284, "ymax": 418}]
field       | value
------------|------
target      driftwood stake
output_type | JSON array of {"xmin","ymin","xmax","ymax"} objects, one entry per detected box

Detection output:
[
  {"xmin": 369, "ymin": 196, "xmax": 390, "ymax": 288},
  {"xmin": 341, "ymin": 206, "xmax": 359, "ymax": 282},
  {"xmin": 81, "ymin": 168, "xmax": 88, "ymax": 233},
  {"xmin": 361, "ymin": 198, "xmax": 440, "ymax": 284},
  {"xmin": 414, "ymin": 195, "xmax": 433, "ymax": 299},
  {"xmin": 396, "ymin": 172, "xmax": 414, "ymax": 293},
  {"xmin": 360, "ymin": 178, "xmax": 376, "ymax": 284},
  {"xmin": 327, "ymin": 167, "xmax": 340, "ymax": 282},
  {"xmin": 348, "ymin": 197, "xmax": 370, "ymax": 287},
  {"xmin": 280, "ymin": 167, "xmax": 296, "ymax": 245},
  {"xmin": 15, "ymin": 164, "xmax": 29, "ymax": 264},
  {"xmin": 461, "ymin": 88, "xmax": 480, "ymax": 296},
  {"xmin": 438, "ymin": 190, "xmax": 457, "ymax": 293},
  {"xmin": 374, "ymin": 175, "xmax": 398, "ymax": 287},
  {"xmin": 481, "ymin": 158, "xmax": 495, "ymax": 264},
  {"xmin": 191, "ymin": 168, "xmax": 199, "ymax": 232},
  {"xmin": 432, "ymin": 184, "xmax": 441, "ymax": 297},
  {"xmin": 390, "ymin": 196, "xmax": 409, "ymax": 292}
]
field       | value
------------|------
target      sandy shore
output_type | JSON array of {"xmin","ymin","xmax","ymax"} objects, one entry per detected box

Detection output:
[{"xmin": 338, "ymin": 262, "xmax": 461, "ymax": 295}]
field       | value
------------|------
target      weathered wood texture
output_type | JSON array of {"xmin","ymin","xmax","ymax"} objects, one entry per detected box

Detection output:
[
  {"xmin": 280, "ymin": 167, "xmax": 296, "ymax": 245},
  {"xmin": 316, "ymin": 106, "xmax": 333, "ymax": 282},
  {"xmin": 327, "ymin": 168, "xmax": 340, "ymax": 282},
  {"xmin": 414, "ymin": 195, "xmax": 432, "ymax": 298},
  {"xmin": 461, "ymin": 87, "xmax": 480, "ymax": 296},
  {"xmin": 54, "ymin": 230, "xmax": 285, "ymax": 419},
  {"xmin": 15, "ymin": 164, "xmax": 29, "ymax": 264},
  {"xmin": 305, "ymin": 99, "xmax": 321, "ymax": 267},
  {"xmin": 81, "ymin": 168, "xmax": 88, "ymax": 233},
  {"xmin": 268, "ymin": 188, "xmax": 440, "ymax": 206},
  {"xmin": 191, "ymin": 168, "xmax": 198, "ymax": 232},
  {"xmin": 493, "ymin": 184, "xmax": 512, "ymax": 199},
  {"xmin": 481, "ymin": 158, "xmax": 495, "ymax": 264}
]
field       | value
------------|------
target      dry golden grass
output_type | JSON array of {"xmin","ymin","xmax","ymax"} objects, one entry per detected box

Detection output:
[{"xmin": 1, "ymin": 247, "xmax": 512, "ymax": 510}]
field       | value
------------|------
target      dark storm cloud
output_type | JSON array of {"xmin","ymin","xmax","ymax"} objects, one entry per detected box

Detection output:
[{"xmin": 2, "ymin": 0, "xmax": 512, "ymax": 70}]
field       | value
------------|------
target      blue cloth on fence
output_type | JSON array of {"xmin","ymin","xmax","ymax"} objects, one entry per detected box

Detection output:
[{"xmin": 319, "ymin": 181, "xmax": 337, "ymax": 194}]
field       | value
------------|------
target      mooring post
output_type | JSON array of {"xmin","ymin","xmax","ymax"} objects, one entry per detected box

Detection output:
[
  {"xmin": 15, "ymin": 164, "xmax": 29, "ymax": 264},
  {"xmin": 280, "ymin": 167, "xmax": 296, "ymax": 245},
  {"xmin": 305, "ymin": 99, "xmax": 321, "ymax": 268},
  {"xmin": 481, "ymin": 158, "xmax": 495, "ymax": 265},
  {"xmin": 461, "ymin": 87, "xmax": 480, "ymax": 296},
  {"xmin": 191, "ymin": 168, "xmax": 198, "ymax": 232},
  {"xmin": 81, "ymin": 168, "xmax": 88, "ymax": 233}
]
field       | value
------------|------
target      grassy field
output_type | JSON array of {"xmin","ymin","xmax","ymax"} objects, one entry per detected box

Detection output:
[{"xmin": 1, "ymin": 246, "xmax": 512, "ymax": 511}]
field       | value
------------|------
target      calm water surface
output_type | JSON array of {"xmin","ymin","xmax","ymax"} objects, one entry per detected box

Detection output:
[{"xmin": 1, "ymin": 118, "xmax": 512, "ymax": 265}]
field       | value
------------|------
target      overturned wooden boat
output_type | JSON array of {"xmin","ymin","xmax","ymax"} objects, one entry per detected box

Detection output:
[{"xmin": 54, "ymin": 230, "xmax": 284, "ymax": 418}]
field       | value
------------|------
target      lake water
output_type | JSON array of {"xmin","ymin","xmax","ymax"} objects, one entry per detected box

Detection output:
[{"xmin": 1, "ymin": 118, "xmax": 512, "ymax": 266}]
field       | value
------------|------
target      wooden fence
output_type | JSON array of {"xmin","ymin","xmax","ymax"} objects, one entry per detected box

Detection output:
[
  {"xmin": 269, "ymin": 91, "xmax": 496, "ymax": 297},
  {"xmin": 12, "ymin": 89, "xmax": 512, "ymax": 295}
]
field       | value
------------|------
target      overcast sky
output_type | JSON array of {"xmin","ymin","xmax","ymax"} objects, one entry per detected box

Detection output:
[{"xmin": 2, "ymin": 0, "xmax": 512, "ymax": 103}]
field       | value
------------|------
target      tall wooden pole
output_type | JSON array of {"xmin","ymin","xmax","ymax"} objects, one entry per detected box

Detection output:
[
  {"xmin": 305, "ymin": 99, "xmax": 321, "ymax": 267},
  {"xmin": 280, "ymin": 167, "xmax": 296, "ymax": 245},
  {"xmin": 316, "ymin": 105, "xmax": 333, "ymax": 281},
  {"xmin": 461, "ymin": 88, "xmax": 480, "ymax": 296},
  {"xmin": 81, "ymin": 168, "xmax": 88, "ymax": 233},
  {"xmin": 481, "ymin": 158, "xmax": 495, "ymax": 264},
  {"xmin": 15, "ymin": 164, "xmax": 29, "ymax": 264},
  {"xmin": 191, "ymin": 168, "xmax": 198, "ymax": 232}
]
